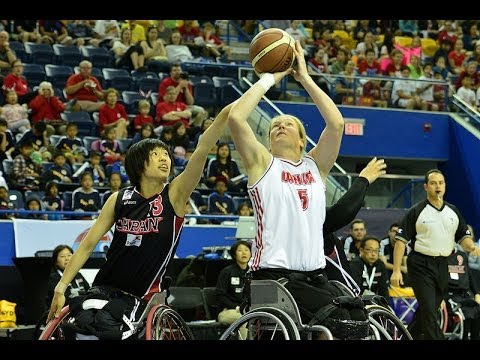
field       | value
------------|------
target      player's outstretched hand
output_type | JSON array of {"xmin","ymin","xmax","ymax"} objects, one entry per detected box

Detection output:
[{"xmin": 359, "ymin": 157, "xmax": 387, "ymax": 184}]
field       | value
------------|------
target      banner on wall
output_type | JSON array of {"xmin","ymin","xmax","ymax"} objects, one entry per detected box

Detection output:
[{"xmin": 13, "ymin": 219, "xmax": 114, "ymax": 257}]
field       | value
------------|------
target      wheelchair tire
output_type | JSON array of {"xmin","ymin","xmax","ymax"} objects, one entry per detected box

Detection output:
[
  {"xmin": 366, "ymin": 305, "xmax": 412, "ymax": 340},
  {"xmin": 146, "ymin": 304, "xmax": 194, "ymax": 340},
  {"xmin": 219, "ymin": 310, "xmax": 295, "ymax": 340},
  {"xmin": 38, "ymin": 306, "xmax": 71, "ymax": 340}
]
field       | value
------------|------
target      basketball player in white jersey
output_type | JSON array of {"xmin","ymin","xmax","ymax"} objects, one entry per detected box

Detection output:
[{"xmin": 228, "ymin": 40, "xmax": 353, "ymax": 326}]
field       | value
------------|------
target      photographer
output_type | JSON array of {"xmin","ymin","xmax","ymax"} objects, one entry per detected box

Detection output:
[{"xmin": 158, "ymin": 63, "xmax": 209, "ymax": 128}]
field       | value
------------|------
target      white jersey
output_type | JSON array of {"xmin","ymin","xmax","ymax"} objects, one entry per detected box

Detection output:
[{"xmin": 248, "ymin": 155, "xmax": 326, "ymax": 272}]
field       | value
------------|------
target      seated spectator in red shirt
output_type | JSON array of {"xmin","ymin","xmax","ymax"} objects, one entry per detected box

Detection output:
[
  {"xmin": 98, "ymin": 88, "xmax": 129, "ymax": 139},
  {"xmin": 155, "ymin": 85, "xmax": 191, "ymax": 128},
  {"xmin": 64, "ymin": 60, "xmax": 105, "ymax": 112},
  {"xmin": 133, "ymin": 99, "xmax": 154, "ymax": 132},
  {"xmin": 158, "ymin": 63, "xmax": 208, "ymax": 125},
  {"xmin": 2, "ymin": 60, "xmax": 36, "ymax": 105},
  {"xmin": 29, "ymin": 81, "xmax": 67, "ymax": 136}
]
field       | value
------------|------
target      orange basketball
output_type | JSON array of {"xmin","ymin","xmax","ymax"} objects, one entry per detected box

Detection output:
[{"xmin": 249, "ymin": 28, "xmax": 295, "ymax": 74}]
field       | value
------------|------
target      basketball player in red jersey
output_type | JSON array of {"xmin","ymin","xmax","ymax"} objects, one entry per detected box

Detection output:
[
  {"xmin": 47, "ymin": 102, "xmax": 235, "ymax": 325},
  {"xmin": 228, "ymin": 40, "xmax": 356, "ymax": 327}
]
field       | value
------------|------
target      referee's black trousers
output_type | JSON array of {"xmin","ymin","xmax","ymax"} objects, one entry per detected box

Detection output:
[{"xmin": 407, "ymin": 252, "xmax": 448, "ymax": 340}]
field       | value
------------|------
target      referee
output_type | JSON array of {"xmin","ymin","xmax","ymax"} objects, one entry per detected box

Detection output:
[{"xmin": 390, "ymin": 169, "xmax": 479, "ymax": 340}]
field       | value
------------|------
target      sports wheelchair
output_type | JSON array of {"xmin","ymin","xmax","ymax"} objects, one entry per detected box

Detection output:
[
  {"xmin": 219, "ymin": 279, "xmax": 412, "ymax": 340},
  {"xmin": 39, "ymin": 291, "xmax": 194, "ymax": 340}
]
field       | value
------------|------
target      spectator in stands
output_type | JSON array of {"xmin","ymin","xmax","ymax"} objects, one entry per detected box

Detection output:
[
  {"xmin": 432, "ymin": 56, "xmax": 450, "ymax": 81},
  {"xmin": 433, "ymin": 39, "xmax": 453, "ymax": 71},
  {"xmin": 121, "ymin": 20, "xmax": 147, "ymax": 44},
  {"xmin": 2, "ymin": 59, "xmax": 36, "ymax": 105},
  {"xmin": 98, "ymin": 88, "xmax": 129, "ymax": 139},
  {"xmin": 438, "ymin": 20, "xmax": 457, "ymax": 46},
  {"xmin": 165, "ymin": 30, "xmax": 194, "ymax": 63},
  {"xmin": 158, "ymin": 63, "xmax": 208, "ymax": 126},
  {"xmin": 111, "ymin": 27, "xmax": 147, "ymax": 72},
  {"xmin": 383, "ymin": 49, "xmax": 404, "ymax": 77},
  {"xmin": 150, "ymin": 20, "xmax": 172, "ymax": 45},
  {"xmin": 92, "ymin": 20, "xmax": 121, "ymax": 48},
  {"xmin": 140, "ymin": 26, "xmax": 169, "ymax": 73},
  {"xmin": 455, "ymin": 60, "xmax": 480, "ymax": 91},
  {"xmin": 333, "ymin": 60, "xmax": 357, "ymax": 105},
  {"xmin": 55, "ymin": 122, "xmax": 88, "ymax": 167},
  {"xmin": 236, "ymin": 202, "xmax": 252, "ymax": 217},
  {"xmin": 456, "ymin": 74, "xmax": 477, "ymax": 108},
  {"xmin": 46, "ymin": 245, "xmax": 90, "ymax": 308},
  {"xmin": 448, "ymin": 38, "xmax": 467, "ymax": 75},
  {"xmin": 23, "ymin": 195, "xmax": 48, "ymax": 220},
  {"xmin": 65, "ymin": 60, "xmax": 105, "ymax": 113},
  {"xmin": 391, "ymin": 66, "xmax": 428, "ymax": 110},
  {"xmin": 343, "ymin": 219, "xmax": 367, "ymax": 261},
  {"xmin": 98, "ymin": 127, "xmax": 122, "ymax": 165},
  {"xmin": 41, "ymin": 151, "xmax": 73, "ymax": 184},
  {"xmin": 177, "ymin": 20, "xmax": 203, "ymax": 57},
  {"xmin": 201, "ymin": 22, "xmax": 230, "ymax": 60},
  {"xmin": 14, "ymin": 20, "xmax": 42, "ymax": 44},
  {"xmin": 407, "ymin": 54, "xmax": 423, "ymax": 79},
  {"xmin": 102, "ymin": 172, "xmax": 122, "ymax": 206},
  {"xmin": 38, "ymin": 20, "xmax": 73, "ymax": 45},
  {"xmin": 10, "ymin": 139, "xmax": 42, "ymax": 190},
  {"xmin": 131, "ymin": 123, "xmax": 156, "ymax": 148},
  {"xmin": 172, "ymin": 122, "xmax": 190, "ymax": 155},
  {"xmin": 133, "ymin": 99, "xmax": 154, "ymax": 132},
  {"xmin": 66, "ymin": 20, "xmax": 100, "ymax": 47},
  {"xmin": 71, "ymin": 171, "xmax": 101, "ymax": 212},
  {"xmin": 355, "ymin": 31, "xmax": 379, "ymax": 61},
  {"xmin": 155, "ymin": 85, "xmax": 192, "ymax": 128},
  {"xmin": 84, "ymin": 151, "xmax": 106, "ymax": 186},
  {"xmin": 330, "ymin": 48, "xmax": 350, "ymax": 75},
  {"xmin": 29, "ymin": 81, "xmax": 69, "ymax": 136},
  {"xmin": 350, "ymin": 236, "xmax": 389, "ymax": 298},
  {"xmin": 207, "ymin": 176, "xmax": 235, "ymax": 216},
  {"xmin": 17, "ymin": 121, "xmax": 52, "ymax": 162},
  {"xmin": 205, "ymin": 142, "xmax": 244, "ymax": 193},
  {"xmin": 0, "ymin": 185, "xmax": 15, "ymax": 219},
  {"xmin": 0, "ymin": 118, "xmax": 17, "ymax": 165},
  {"xmin": 215, "ymin": 239, "xmax": 251, "ymax": 338},
  {"xmin": 0, "ymin": 31, "xmax": 16, "ymax": 78},
  {"xmin": 42, "ymin": 180, "xmax": 63, "ymax": 216},
  {"xmin": 193, "ymin": 117, "xmax": 213, "ymax": 148},
  {"xmin": 1, "ymin": 90, "xmax": 31, "ymax": 134}
]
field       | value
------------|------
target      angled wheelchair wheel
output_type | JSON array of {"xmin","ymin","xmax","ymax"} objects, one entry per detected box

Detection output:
[
  {"xmin": 145, "ymin": 304, "xmax": 194, "ymax": 340},
  {"xmin": 219, "ymin": 310, "xmax": 296, "ymax": 340},
  {"xmin": 366, "ymin": 305, "xmax": 412, "ymax": 340},
  {"xmin": 39, "ymin": 306, "xmax": 71, "ymax": 340}
]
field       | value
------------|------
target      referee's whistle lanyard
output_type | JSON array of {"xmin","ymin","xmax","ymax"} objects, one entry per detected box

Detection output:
[{"xmin": 363, "ymin": 265, "xmax": 376, "ymax": 291}]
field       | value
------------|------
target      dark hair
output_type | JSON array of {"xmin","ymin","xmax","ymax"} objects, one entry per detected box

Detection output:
[
  {"xmin": 51, "ymin": 244, "xmax": 73, "ymax": 270},
  {"xmin": 45, "ymin": 181, "xmax": 58, "ymax": 196},
  {"xmin": 125, "ymin": 138, "xmax": 174, "ymax": 188},
  {"xmin": 424, "ymin": 169, "xmax": 443, "ymax": 184},
  {"xmin": 359, "ymin": 235, "xmax": 380, "ymax": 249},
  {"xmin": 350, "ymin": 219, "xmax": 365, "ymax": 230},
  {"xmin": 0, "ymin": 118, "xmax": 7, "ymax": 127},
  {"xmin": 229, "ymin": 240, "xmax": 252, "ymax": 259}
]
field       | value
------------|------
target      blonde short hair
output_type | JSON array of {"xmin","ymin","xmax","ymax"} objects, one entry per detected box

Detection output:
[{"xmin": 39, "ymin": 81, "xmax": 54, "ymax": 91}]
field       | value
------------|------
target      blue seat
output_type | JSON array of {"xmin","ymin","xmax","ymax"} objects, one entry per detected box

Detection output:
[
  {"xmin": 24, "ymin": 42, "xmax": 55, "ymax": 65},
  {"xmin": 190, "ymin": 75, "xmax": 214, "ymax": 86},
  {"xmin": 122, "ymin": 91, "xmax": 146, "ymax": 114},
  {"xmin": 102, "ymin": 68, "xmax": 132, "ymax": 91},
  {"xmin": 212, "ymin": 76, "xmax": 241, "ymax": 107},
  {"xmin": 22, "ymin": 63, "xmax": 47, "ymax": 88},
  {"xmin": 60, "ymin": 111, "xmax": 96, "ymax": 136},
  {"xmin": 9, "ymin": 189, "xmax": 25, "ymax": 209},
  {"xmin": 81, "ymin": 46, "xmax": 113, "ymax": 68},
  {"xmin": 193, "ymin": 82, "xmax": 217, "ymax": 110},
  {"xmin": 136, "ymin": 77, "xmax": 161, "ymax": 93},
  {"xmin": 53, "ymin": 44, "xmax": 83, "ymax": 67},
  {"xmin": 117, "ymin": 138, "xmax": 133, "ymax": 153},
  {"xmin": 9, "ymin": 41, "xmax": 27, "ymax": 62},
  {"xmin": 45, "ymin": 64, "xmax": 74, "ymax": 88}
]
